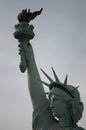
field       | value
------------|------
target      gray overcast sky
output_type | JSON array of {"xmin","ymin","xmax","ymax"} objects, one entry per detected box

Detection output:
[{"xmin": 0, "ymin": 0, "xmax": 86, "ymax": 130}]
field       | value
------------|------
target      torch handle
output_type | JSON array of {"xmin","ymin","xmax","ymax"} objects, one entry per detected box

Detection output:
[{"xmin": 18, "ymin": 43, "xmax": 27, "ymax": 73}]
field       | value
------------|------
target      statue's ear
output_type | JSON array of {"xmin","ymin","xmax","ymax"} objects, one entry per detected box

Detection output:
[{"xmin": 70, "ymin": 100, "xmax": 84, "ymax": 123}]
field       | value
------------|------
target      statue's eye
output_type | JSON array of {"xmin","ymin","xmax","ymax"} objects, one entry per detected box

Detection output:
[{"xmin": 48, "ymin": 93, "xmax": 52, "ymax": 99}]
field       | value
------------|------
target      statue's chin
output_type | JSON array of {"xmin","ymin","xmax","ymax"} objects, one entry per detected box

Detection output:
[{"xmin": 52, "ymin": 112, "xmax": 57, "ymax": 117}]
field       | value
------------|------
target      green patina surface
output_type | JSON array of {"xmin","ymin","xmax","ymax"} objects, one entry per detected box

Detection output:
[{"xmin": 13, "ymin": 11, "xmax": 85, "ymax": 130}]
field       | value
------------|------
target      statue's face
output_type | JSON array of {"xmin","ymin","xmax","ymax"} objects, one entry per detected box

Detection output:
[{"xmin": 49, "ymin": 88, "xmax": 68, "ymax": 118}]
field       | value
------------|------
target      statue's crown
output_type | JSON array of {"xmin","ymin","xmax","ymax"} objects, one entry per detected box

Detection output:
[{"xmin": 40, "ymin": 67, "xmax": 79, "ymax": 98}]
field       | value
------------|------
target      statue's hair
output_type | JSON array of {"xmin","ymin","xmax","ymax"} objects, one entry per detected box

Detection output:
[
  {"xmin": 51, "ymin": 85, "xmax": 84, "ymax": 123},
  {"xmin": 68, "ymin": 86, "xmax": 84, "ymax": 123},
  {"xmin": 40, "ymin": 67, "xmax": 84, "ymax": 123}
]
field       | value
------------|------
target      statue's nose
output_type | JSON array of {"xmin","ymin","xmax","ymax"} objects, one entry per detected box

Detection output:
[{"xmin": 50, "ymin": 98, "xmax": 54, "ymax": 109}]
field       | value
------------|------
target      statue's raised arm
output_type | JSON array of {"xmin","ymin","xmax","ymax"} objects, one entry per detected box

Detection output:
[
  {"xmin": 13, "ymin": 9, "xmax": 85, "ymax": 130},
  {"xmin": 14, "ymin": 8, "xmax": 54, "ymax": 130},
  {"xmin": 14, "ymin": 8, "xmax": 49, "ymax": 108}
]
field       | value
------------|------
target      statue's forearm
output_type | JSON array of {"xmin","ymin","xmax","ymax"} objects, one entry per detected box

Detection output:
[{"xmin": 19, "ymin": 41, "xmax": 47, "ymax": 109}]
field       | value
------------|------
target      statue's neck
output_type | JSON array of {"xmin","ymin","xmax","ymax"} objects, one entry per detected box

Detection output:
[{"xmin": 58, "ymin": 113, "xmax": 74, "ymax": 127}]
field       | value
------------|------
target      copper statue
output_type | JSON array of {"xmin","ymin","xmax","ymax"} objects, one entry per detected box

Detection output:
[{"xmin": 13, "ymin": 8, "xmax": 85, "ymax": 130}]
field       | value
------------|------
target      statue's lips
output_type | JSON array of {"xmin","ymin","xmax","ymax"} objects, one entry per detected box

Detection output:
[{"xmin": 51, "ymin": 107, "xmax": 56, "ymax": 113}]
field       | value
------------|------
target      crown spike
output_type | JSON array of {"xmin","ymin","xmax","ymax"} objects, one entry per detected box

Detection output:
[
  {"xmin": 39, "ymin": 80, "xmax": 50, "ymax": 87},
  {"xmin": 40, "ymin": 68, "xmax": 54, "ymax": 82},
  {"xmin": 51, "ymin": 67, "xmax": 60, "ymax": 82},
  {"xmin": 71, "ymin": 86, "xmax": 79, "ymax": 93},
  {"xmin": 64, "ymin": 75, "xmax": 68, "ymax": 86}
]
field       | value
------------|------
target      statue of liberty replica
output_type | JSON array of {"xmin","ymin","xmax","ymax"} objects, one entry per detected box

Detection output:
[{"xmin": 13, "ymin": 8, "xmax": 85, "ymax": 130}]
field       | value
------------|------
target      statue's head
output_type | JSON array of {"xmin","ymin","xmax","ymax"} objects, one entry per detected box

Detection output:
[{"xmin": 40, "ymin": 68, "xmax": 84, "ymax": 124}]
